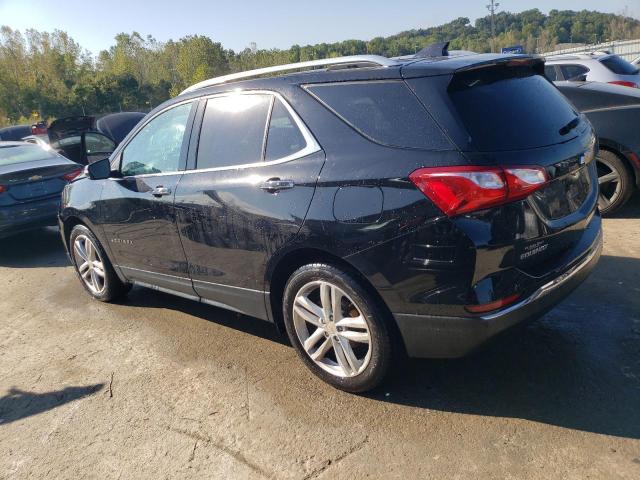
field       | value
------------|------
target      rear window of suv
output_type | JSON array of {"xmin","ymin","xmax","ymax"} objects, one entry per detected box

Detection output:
[
  {"xmin": 446, "ymin": 64, "xmax": 580, "ymax": 152},
  {"xmin": 600, "ymin": 56, "xmax": 639, "ymax": 75},
  {"xmin": 305, "ymin": 81, "xmax": 451, "ymax": 150}
]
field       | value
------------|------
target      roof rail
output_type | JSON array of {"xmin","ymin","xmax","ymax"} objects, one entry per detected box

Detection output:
[{"xmin": 180, "ymin": 55, "xmax": 397, "ymax": 95}]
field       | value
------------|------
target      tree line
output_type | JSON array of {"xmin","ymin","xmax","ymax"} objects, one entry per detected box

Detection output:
[{"xmin": 1, "ymin": 8, "xmax": 639, "ymax": 127}]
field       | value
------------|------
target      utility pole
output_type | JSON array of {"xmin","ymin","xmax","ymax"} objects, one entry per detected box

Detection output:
[{"xmin": 486, "ymin": 0, "xmax": 500, "ymax": 53}]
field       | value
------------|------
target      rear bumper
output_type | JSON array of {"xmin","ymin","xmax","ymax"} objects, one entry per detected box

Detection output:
[
  {"xmin": 395, "ymin": 228, "xmax": 603, "ymax": 358},
  {"xmin": 0, "ymin": 197, "xmax": 61, "ymax": 239}
]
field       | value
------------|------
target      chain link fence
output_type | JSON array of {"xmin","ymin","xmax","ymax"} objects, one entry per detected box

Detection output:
[{"xmin": 543, "ymin": 39, "xmax": 640, "ymax": 61}]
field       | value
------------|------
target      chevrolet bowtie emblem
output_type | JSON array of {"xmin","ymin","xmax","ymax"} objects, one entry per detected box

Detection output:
[{"xmin": 28, "ymin": 175, "xmax": 43, "ymax": 181}]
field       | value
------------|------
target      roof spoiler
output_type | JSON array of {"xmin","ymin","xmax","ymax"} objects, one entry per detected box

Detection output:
[{"xmin": 415, "ymin": 41, "xmax": 450, "ymax": 58}]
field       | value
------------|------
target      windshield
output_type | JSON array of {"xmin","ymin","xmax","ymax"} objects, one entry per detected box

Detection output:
[{"xmin": 0, "ymin": 144, "xmax": 61, "ymax": 166}]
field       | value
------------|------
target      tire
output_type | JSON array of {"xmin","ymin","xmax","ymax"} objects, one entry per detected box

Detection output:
[
  {"xmin": 69, "ymin": 224, "xmax": 131, "ymax": 302},
  {"xmin": 597, "ymin": 150, "xmax": 634, "ymax": 216},
  {"xmin": 282, "ymin": 263, "xmax": 392, "ymax": 393}
]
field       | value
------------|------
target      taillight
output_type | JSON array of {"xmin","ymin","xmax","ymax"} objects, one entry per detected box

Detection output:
[
  {"xmin": 0, "ymin": 185, "xmax": 6, "ymax": 194},
  {"xmin": 608, "ymin": 80, "xmax": 639, "ymax": 88},
  {"xmin": 409, "ymin": 165, "xmax": 548, "ymax": 216},
  {"xmin": 62, "ymin": 168, "xmax": 83, "ymax": 182}
]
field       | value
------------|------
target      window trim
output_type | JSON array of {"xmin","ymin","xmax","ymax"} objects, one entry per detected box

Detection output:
[
  {"xmin": 111, "ymin": 99, "xmax": 196, "ymax": 178},
  {"xmin": 187, "ymin": 90, "xmax": 321, "ymax": 174},
  {"xmin": 558, "ymin": 64, "xmax": 590, "ymax": 81}
]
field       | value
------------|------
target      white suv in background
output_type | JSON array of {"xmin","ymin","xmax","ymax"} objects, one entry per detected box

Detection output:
[{"xmin": 544, "ymin": 53, "xmax": 640, "ymax": 88}]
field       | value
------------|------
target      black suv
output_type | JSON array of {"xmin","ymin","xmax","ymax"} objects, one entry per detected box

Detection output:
[{"xmin": 59, "ymin": 53, "xmax": 602, "ymax": 392}]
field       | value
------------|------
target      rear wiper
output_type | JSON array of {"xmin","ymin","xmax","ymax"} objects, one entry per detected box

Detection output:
[{"xmin": 559, "ymin": 116, "xmax": 580, "ymax": 136}]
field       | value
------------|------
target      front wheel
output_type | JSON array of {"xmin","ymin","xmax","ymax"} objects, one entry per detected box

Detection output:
[
  {"xmin": 282, "ymin": 263, "xmax": 392, "ymax": 392},
  {"xmin": 69, "ymin": 224, "xmax": 131, "ymax": 302}
]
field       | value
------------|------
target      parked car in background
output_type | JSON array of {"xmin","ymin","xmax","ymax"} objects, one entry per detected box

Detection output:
[
  {"xmin": 544, "ymin": 53, "xmax": 640, "ymax": 88},
  {"xmin": 0, "ymin": 142, "xmax": 83, "ymax": 238},
  {"xmin": 555, "ymin": 81, "xmax": 640, "ymax": 214},
  {"xmin": 0, "ymin": 125, "xmax": 32, "ymax": 141},
  {"xmin": 60, "ymin": 52, "xmax": 601, "ymax": 392},
  {"xmin": 31, "ymin": 121, "xmax": 47, "ymax": 136},
  {"xmin": 47, "ymin": 112, "xmax": 146, "ymax": 165}
]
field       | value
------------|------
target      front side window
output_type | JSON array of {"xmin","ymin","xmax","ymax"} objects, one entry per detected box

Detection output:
[
  {"xmin": 121, "ymin": 102, "xmax": 192, "ymax": 176},
  {"xmin": 197, "ymin": 94, "xmax": 271, "ymax": 169},
  {"xmin": 85, "ymin": 133, "xmax": 116, "ymax": 155},
  {"xmin": 560, "ymin": 64, "xmax": 589, "ymax": 81}
]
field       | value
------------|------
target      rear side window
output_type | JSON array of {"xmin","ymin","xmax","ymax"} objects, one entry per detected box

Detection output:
[
  {"xmin": 305, "ymin": 81, "xmax": 450, "ymax": 150},
  {"xmin": 197, "ymin": 94, "xmax": 271, "ymax": 169},
  {"xmin": 265, "ymin": 99, "xmax": 307, "ymax": 161},
  {"xmin": 560, "ymin": 64, "xmax": 589, "ymax": 81},
  {"xmin": 446, "ymin": 64, "xmax": 579, "ymax": 152},
  {"xmin": 600, "ymin": 56, "xmax": 639, "ymax": 75}
]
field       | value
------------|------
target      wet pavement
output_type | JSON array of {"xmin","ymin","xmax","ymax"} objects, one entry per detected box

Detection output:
[{"xmin": 0, "ymin": 197, "xmax": 639, "ymax": 479}]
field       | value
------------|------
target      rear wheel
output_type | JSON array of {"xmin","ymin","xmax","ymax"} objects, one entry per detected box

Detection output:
[
  {"xmin": 69, "ymin": 224, "xmax": 130, "ymax": 302},
  {"xmin": 283, "ymin": 263, "xmax": 392, "ymax": 392},
  {"xmin": 597, "ymin": 150, "xmax": 633, "ymax": 215}
]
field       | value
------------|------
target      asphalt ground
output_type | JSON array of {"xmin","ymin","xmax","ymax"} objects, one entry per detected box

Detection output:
[{"xmin": 0, "ymin": 196, "xmax": 639, "ymax": 479}]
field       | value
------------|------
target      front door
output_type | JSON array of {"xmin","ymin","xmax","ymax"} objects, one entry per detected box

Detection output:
[
  {"xmin": 99, "ymin": 101, "xmax": 197, "ymax": 296},
  {"xmin": 174, "ymin": 93, "xmax": 324, "ymax": 318}
]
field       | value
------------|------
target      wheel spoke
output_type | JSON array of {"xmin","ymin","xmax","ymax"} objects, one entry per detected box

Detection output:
[
  {"xmin": 331, "ymin": 336, "xmax": 354, "ymax": 375},
  {"xmin": 338, "ymin": 330, "xmax": 370, "ymax": 343},
  {"xmin": 90, "ymin": 270, "xmax": 99, "ymax": 289},
  {"xmin": 320, "ymin": 283, "xmax": 332, "ymax": 320},
  {"xmin": 310, "ymin": 337, "xmax": 332, "ymax": 361},
  {"xmin": 331, "ymin": 286, "xmax": 343, "ymax": 322},
  {"xmin": 598, "ymin": 172, "xmax": 619, "ymax": 185},
  {"xmin": 296, "ymin": 295, "xmax": 323, "ymax": 318},
  {"xmin": 599, "ymin": 194, "xmax": 611, "ymax": 208},
  {"xmin": 335, "ymin": 315, "xmax": 367, "ymax": 329},
  {"xmin": 93, "ymin": 262, "xmax": 105, "ymax": 278},
  {"xmin": 303, "ymin": 327, "xmax": 326, "ymax": 352},
  {"xmin": 78, "ymin": 261, "xmax": 90, "ymax": 274},
  {"xmin": 74, "ymin": 242, "xmax": 88, "ymax": 262},
  {"xmin": 86, "ymin": 240, "xmax": 95, "ymax": 261},
  {"xmin": 294, "ymin": 301, "xmax": 323, "ymax": 327},
  {"xmin": 338, "ymin": 336, "xmax": 360, "ymax": 373}
]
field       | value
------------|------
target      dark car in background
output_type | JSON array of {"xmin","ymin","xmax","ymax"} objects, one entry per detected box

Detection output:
[
  {"xmin": 0, "ymin": 125, "xmax": 32, "ymax": 141},
  {"xmin": 0, "ymin": 142, "xmax": 83, "ymax": 238},
  {"xmin": 555, "ymin": 81, "xmax": 640, "ymax": 214},
  {"xmin": 59, "ymin": 53, "xmax": 601, "ymax": 392},
  {"xmin": 46, "ymin": 112, "xmax": 146, "ymax": 165}
]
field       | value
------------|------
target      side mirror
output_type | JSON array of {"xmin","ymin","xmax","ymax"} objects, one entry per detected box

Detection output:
[{"xmin": 86, "ymin": 157, "xmax": 111, "ymax": 180}]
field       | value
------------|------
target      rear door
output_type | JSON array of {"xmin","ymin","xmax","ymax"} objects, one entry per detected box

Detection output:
[
  {"xmin": 98, "ymin": 101, "xmax": 197, "ymax": 296},
  {"xmin": 174, "ymin": 92, "xmax": 324, "ymax": 319}
]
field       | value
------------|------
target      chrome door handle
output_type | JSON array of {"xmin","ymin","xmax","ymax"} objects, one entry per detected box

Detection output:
[
  {"xmin": 151, "ymin": 186, "xmax": 172, "ymax": 197},
  {"xmin": 259, "ymin": 178, "xmax": 295, "ymax": 192}
]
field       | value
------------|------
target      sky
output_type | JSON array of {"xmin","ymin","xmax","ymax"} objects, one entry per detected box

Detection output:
[{"xmin": 0, "ymin": 0, "xmax": 638, "ymax": 54}]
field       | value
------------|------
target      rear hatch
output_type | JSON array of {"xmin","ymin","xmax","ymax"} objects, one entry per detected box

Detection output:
[{"xmin": 404, "ymin": 57, "xmax": 599, "ymax": 277}]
